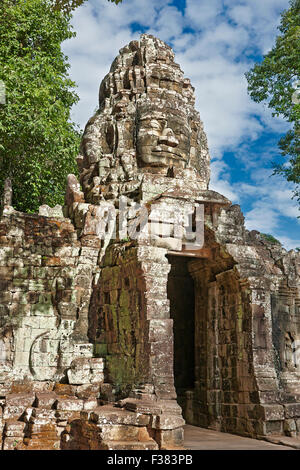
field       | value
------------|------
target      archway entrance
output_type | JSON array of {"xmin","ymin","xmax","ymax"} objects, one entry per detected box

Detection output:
[{"xmin": 167, "ymin": 254, "xmax": 195, "ymax": 422}]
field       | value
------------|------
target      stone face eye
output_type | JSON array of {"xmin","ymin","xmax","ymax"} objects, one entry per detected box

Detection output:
[{"xmin": 162, "ymin": 128, "xmax": 174, "ymax": 137}]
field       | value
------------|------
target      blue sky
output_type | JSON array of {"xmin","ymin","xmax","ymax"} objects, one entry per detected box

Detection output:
[{"xmin": 62, "ymin": 0, "xmax": 300, "ymax": 250}]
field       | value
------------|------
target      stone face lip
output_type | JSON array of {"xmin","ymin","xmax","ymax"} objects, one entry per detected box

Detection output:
[{"xmin": 78, "ymin": 34, "xmax": 211, "ymax": 204}]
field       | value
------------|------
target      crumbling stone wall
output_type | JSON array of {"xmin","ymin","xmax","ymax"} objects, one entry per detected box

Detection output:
[
  {"xmin": 0, "ymin": 209, "xmax": 107, "ymax": 449},
  {"xmin": 271, "ymin": 283, "xmax": 300, "ymax": 391},
  {"xmin": 215, "ymin": 205, "xmax": 300, "ymax": 437},
  {"xmin": 88, "ymin": 244, "xmax": 150, "ymax": 397},
  {"xmin": 0, "ymin": 211, "xmax": 96, "ymax": 383},
  {"xmin": 167, "ymin": 227, "xmax": 261, "ymax": 437},
  {"xmin": 88, "ymin": 243, "xmax": 177, "ymax": 401},
  {"xmin": 187, "ymin": 263, "xmax": 259, "ymax": 436}
]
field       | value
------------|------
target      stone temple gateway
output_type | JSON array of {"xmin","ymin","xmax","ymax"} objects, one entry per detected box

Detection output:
[{"xmin": 0, "ymin": 34, "xmax": 300, "ymax": 450}]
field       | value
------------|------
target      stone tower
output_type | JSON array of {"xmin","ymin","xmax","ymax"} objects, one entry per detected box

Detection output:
[
  {"xmin": 0, "ymin": 34, "xmax": 299, "ymax": 450},
  {"xmin": 77, "ymin": 34, "xmax": 210, "ymax": 205}
]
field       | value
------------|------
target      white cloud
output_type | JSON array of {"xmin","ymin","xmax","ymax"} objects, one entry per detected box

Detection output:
[
  {"xmin": 275, "ymin": 236, "xmax": 300, "ymax": 251},
  {"xmin": 210, "ymin": 160, "xmax": 239, "ymax": 202},
  {"xmin": 178, "ymin": 56, "xmax": 265, "ymax": 157},
  {"xmin": 228, "ymin": 5, "xmax": 254, "ymax": 28},
  {"xmin": 240, "ymin": 169, "xmax": 300, "ymax": 246},
  {"xmin": 245, "ymin": 202, "xmax": 280, "ymax": 233},
  {"xmin": 63, "ymin": 0, "xmax": 289, "ymax": 150},
  {"xmin": 224, "ymin": 0, "xmax": 290, "ymax": 52},
  {"xmin": 148, "ymin": 6, "xmax": 184, "ymax": 41},
  {"xmin": 185, "ymin": 0, "xmax": 223, "ymax": 29}
]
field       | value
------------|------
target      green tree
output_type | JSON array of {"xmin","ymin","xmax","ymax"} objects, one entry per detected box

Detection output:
[
  {"xmin": 52, "ymin": 0, "xmax": 122, "ymax": 14},
  {"xmin": 0, "ymin": 0, "xmax": 81, "ymax": 213},
  {"xmin": 245, "ymin": 0, "xmax": 300, "ymax": 204}
]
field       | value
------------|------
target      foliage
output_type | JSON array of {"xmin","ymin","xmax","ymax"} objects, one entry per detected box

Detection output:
[
  {"xmin": 0, "ymin": 0, "xmax": 81, "ymax": 213},
  {"xmin": 245, "ymin": 0, "xmax": 300, "ymax": 204},
  {"xmin": 260, "ymin": 233, "xmax": 282, "ymax": 245},
  {"xmin": 52, "ymin": 0, "xmax": 122, "ymax": 14}
]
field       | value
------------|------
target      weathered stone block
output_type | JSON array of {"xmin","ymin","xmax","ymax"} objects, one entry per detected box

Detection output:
[
  {"xmin": 30, "ymin": 408, "xmax": 57, "ymax": 425},
  {"xmin": 83, "ymin": 398, "xmax": 98, "ymax": 410},
  {"xmin": 67, "ymin": 357, "xmax": 104, "ymax": 385},
  {"xmin": 5, "ymin": 393, "xmax": 35, "ymax": 408},
  {"xmin": 259, "ymin": 404, "xmax": 285, "ymax": 421},
  {"xmin": 284, "ymin": 403, "xmax": 300, "ymax": 418},
  {"xmin": 3, "ymin": 436, "xmax": 23, "ymax": 450},
  {"xmin": 55, "ymin": 397, "xmax": 84, "ymax": 412},
  {"xmin": 155, "ymin": 427, "xmax": 184, "ymax": 448},
  {"xmin": 4, "ymin": 420, "xmax": 26, "ymax": 437},
  {"xmin": 151, "ymin": 414, "xmax": 185, "ymax": 430},
  {"xmin": 76, "ymin": 384, "xmax": 100, "ymax": 400},
  {"xmin": 284, "ymin": 419, "xmax": 297, "ymax": 437},
  {"xmin": 149, "ymin": 319, "xmax": 173, "ymax": 342},
  {"xmin": 55, "ymin": 410, "xmax": 81, "ymax": 422},
  {"xmin": 53, "ymin": 383, "xmax": 77, "ymax": 396},
  {"xmin": 34, "ymin": 392, "xmax": 57, "ymax": 409}
]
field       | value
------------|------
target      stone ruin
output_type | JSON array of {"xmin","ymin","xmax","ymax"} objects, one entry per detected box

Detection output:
[{"xmin": 0, "ymin": 34, "xmax": 299, "ymax": 450}]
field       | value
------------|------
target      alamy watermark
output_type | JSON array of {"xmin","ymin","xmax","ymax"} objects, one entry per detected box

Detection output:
[
  {"xmin": 292, "ymin": 80, "xmax": 300, "ymax": 105},
  {"xmin": 93, "ymin": 197, "xmax": 205, "ymax": 250},
  {"xmin": 0, "ymin": 80, "xmax": 5, "ymax": 105},
  {"xmin": 292, "ymin": 339, "xmax": 300, "ymax": 369}
]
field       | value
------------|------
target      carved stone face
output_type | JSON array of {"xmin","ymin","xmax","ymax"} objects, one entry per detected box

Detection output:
[
  {"xmin": 136, "ymin": 114, "xmax": 190, "ymax": 170},
  {"xmin": 78, "ymin": 34, "xmax": 211, "ymax": 200}
]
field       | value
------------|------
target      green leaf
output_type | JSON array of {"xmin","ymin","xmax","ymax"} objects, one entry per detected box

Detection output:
[{"xmin": 0, "ymin": 0, "xmax": 81, "ymax": 212}]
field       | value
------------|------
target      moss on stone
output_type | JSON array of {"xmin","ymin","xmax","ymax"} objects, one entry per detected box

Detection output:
[
  {"xmin": 260, "ymin": 233, "xmax": 281, "ymax": 245},
  {"xmin": 94, "ymin": 343, "xmax": 107, "ymax": 357}
]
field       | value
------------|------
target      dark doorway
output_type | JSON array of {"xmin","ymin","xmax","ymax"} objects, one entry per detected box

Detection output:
[{"xmin": 167, "ymin": 254, "xmax": 195, "ymax": 420}]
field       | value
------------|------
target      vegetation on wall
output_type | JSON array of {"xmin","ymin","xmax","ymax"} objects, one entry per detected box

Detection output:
[
  {"xmin": 52, "ymin": 0, "xmax": 122, "ymax": 14},
  {"xmin": 260, "ymin": 233, "xmax": 282, "ymax": 245}
]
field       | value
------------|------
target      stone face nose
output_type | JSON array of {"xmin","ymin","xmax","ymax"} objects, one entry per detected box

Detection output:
[{"xmin": 158, "ymin": 128, "xmax": 179, "ymax": 148}]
